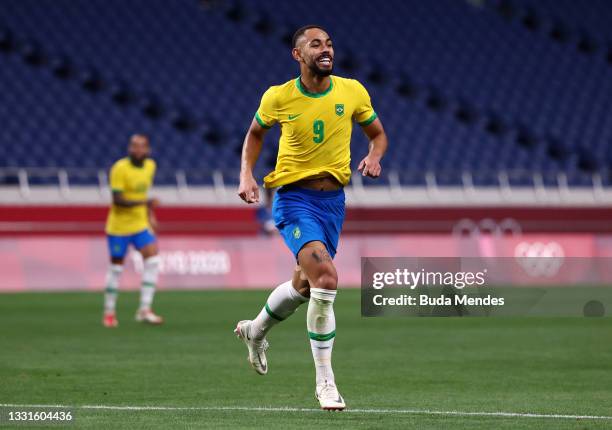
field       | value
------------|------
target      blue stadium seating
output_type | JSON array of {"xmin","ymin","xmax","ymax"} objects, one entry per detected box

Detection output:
[
  {"xmin": 500, "ymin": 0, "xmax": 612, "ymax": 42},
  {"xmin": 0, "ymin": 0, "xmax": 609, "ymax": 187}
]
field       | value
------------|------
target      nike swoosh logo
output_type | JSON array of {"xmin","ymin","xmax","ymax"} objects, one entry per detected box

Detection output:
[
  {"xmin": 288, "ymin": 114, "xmax": 302, "ymax": 120},
  {"xmin": 257, "ymin": 353, "xmax": 267, "ymax": 371}
]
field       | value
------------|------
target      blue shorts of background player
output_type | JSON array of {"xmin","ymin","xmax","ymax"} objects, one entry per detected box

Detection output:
[
  {"xmin": 107, "ymin": 229, "xmax": 157, "ymax": 259},
  {"xmin": 272, "ymin": 185, "xmax": 345, "ymax": 260}
]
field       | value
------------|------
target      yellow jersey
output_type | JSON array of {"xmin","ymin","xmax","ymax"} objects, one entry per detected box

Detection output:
[
  {"xmin": 255, "ymin": 75, "xmax": 377, "ymax": 188},
  {"xmin": 105, "ymin": 157, "xmax": 156, "ymax": 235}
]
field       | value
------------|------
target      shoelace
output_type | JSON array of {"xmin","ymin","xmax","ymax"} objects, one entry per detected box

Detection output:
[
  {"xmin": 319, "ymin": 383, "xmax": 339, "ymax": 399},
  {"xmin": 255, "ymin": 339, "xmax": 269, "ymax": 353},
  {"xmin": 247, "ymin": 325, "xmax": 269, "ymax": 353}
]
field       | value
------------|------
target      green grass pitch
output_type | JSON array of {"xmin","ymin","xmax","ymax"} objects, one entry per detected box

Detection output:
[{"xmin": 0, "ymin": 289, "xmax": 611, "ymax": 429}]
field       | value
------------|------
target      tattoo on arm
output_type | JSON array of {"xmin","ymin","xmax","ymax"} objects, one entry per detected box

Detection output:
[{"xmin": 311, "ymin": 249, "xmax": 332, "ymax": 264}]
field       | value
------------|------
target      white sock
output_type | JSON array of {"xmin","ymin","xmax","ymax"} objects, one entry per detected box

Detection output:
[
  {"xmin": 104, "ymin": 264, "xmax": 123, "ymax": 313},
  {"xmin": 250, "ymin": 280, "xmax": 309, "ymax": 340},
  {"xmin": 139, "ymin": 256, "xmax": 160, "ymax": 311},
  {"xmin": 307, "ymin": 287, "xmax": 337, "ymax": 386}
]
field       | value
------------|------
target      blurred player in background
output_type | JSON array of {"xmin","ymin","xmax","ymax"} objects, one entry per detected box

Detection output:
[
  {"xmin": 255, "ymin": 187, "xmax": 277, "ymax": 235},
  {"xmin": 103, "ymin": 134, "xmax": 163, "ymax": 327},
  {"xmin": 236, "ymin": 25, "xmax": 388, "ymax": 410}
]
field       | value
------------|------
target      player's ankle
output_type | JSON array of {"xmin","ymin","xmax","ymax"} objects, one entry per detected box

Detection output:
[{"xmin": 248, "ymin": 324, "xmax": 263, "ymax": 342}]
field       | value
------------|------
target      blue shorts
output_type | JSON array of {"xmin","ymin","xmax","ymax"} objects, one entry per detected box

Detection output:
[
  {"xmin": 272, "ymin": 185, "xmax": 345, "ymax": 259},
  {"xmin": 107, "ymin": 229, "xmax": 157, "ymax": 259}
]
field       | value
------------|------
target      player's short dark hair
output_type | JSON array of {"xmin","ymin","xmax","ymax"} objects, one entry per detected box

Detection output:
[
  {"xmin": 292, "ymin": 24, "xmax": 328, "ymax": 48},
  {"xmin": 130, "ymin": 133, "xmax": 150, "ymax": 144}
]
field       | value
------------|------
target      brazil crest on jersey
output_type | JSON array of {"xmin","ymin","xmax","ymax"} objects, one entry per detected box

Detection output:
[{"xmin": 254, "ymin": 75, "xmax": 377, "ymax": 188}]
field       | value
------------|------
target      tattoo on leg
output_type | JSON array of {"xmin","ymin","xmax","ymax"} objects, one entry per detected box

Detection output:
[{"xmin": 311, "ymin": 249, "xmax": 331, "ymax": 264}]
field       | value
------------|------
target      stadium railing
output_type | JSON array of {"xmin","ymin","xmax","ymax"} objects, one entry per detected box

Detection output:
[{"xmin": 0, "ymin": 166, "xmax": 610, "ymax": 206}]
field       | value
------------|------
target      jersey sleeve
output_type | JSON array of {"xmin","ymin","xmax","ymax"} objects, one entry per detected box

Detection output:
[
  {"xmin": 148, "ymin": 159, "xmax": 157, "ymax": 186},
  {"xmin": 254, "ymin": 86, "xmax": 278, "ymax": 129},
  {"xmin": 352, "ymin": 80, "xmax": 378, "ymax": 126},
  {"xmin": 149, "ymin": 159, "xmax": 157, "ymax": 177},
  {"xmin": 109, "ymin": 162, "xmax": 126, "ymax": 193}
]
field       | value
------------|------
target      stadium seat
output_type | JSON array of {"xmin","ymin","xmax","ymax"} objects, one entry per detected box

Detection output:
[
  {"xmin": 0, "ymin": 0, "xmax": 609, "ymax": 187},
  {"xmin": 0, "ymin": 27, "xmax": 14, "ymax": 52}
]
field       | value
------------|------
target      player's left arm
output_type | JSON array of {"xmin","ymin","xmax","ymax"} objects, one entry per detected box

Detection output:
[
  {"xmin": 147, "ymin": 162, "xmax": 159, "ymax": 232},
  {"xmin": 358, "ymin": 118, "xmax": 388, "ymax": 178},
  {"xmin": 148, "ymin": 207, "xmax": 158, "ymax": 232}
]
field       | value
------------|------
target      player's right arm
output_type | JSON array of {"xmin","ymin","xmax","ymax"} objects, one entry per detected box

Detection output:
[
  {"xmin": 238, "ymin": 87, "xmax": 277, "ymax": 204},
  {"xmin": 112, "ymin": 192, "xmax": 153, "ymax": 208},
  {"xmin": 238, "ymin": 119, "xmax": 269, "ymax": 204}
]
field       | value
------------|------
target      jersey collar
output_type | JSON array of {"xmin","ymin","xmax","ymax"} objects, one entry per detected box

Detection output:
[{"xmin": 295, "ymin": 76, "xmax": 333, "ymax": 98}]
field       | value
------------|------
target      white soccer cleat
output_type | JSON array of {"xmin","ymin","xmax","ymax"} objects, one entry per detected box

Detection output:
[
  {"xmin": 234, "ymin": 320, "xmax": 269, "ymax": 375},
  {"xmin": 135, "ymin": 308, "xmax": 164, "ymax": 325},
  {"xmin": 316, "ymin": 382, "xmax": 346, "ymax": 411}
]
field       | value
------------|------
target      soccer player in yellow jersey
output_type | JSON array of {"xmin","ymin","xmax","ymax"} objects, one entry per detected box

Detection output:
[
  {"xmin": 103, "ymin": 134, "xmax": 163, "ymax": 328},
  {"xmin": 235, "ymin": 25, "xmax": 388, "ymax": 410}
]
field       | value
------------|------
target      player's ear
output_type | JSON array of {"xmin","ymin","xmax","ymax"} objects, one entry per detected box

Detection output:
[{"xmin": 291, "ymin": 47, "xmax": 302, "ymax": 63}]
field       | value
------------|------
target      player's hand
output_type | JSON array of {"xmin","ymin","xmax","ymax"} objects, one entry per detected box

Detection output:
[
  {"xmin": 149, "ymin": 213, "xmax": 159, "ymax": 233},
  {"xmin": 358, "ymin": 155, "xmax": 382, "ymax": 178},
  {"xmin": 147, "ymin": 198, "xmax": 160, "ymax": 209},
  {"xmin": 238, "ymin": 175, "xmax": 260, "ymax": 204}
]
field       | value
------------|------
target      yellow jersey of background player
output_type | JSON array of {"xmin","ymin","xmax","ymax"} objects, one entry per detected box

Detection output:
[
  {"xmin": 106, "ymin": 157, "xmax": 156, "ymax": 236},
  {"xmin": 102, "ymin": 134, "xmax": 164, "ymax": 328}
]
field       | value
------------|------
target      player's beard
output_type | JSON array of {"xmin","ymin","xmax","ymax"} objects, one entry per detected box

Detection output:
[
  {"xmin": 129, "ymin": 154, "xmax": 146, "ymax": 167},
  {"xmin": 308, "ymin": 60, "xmax": 333, "ymax": 77}
]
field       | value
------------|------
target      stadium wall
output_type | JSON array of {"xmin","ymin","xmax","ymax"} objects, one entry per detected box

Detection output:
[
  {"xmin": 1, "ymin": 205, "xmax": 612, "ymax": 235},
  {"xmin": 1, "ymin": 233, "xmax": 611, "ymax": 292}
]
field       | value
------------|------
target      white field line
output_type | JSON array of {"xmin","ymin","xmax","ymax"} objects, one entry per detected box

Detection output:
[{"xmin": 1, "ymin": 403, "xmax": 611, "ymax": 420}]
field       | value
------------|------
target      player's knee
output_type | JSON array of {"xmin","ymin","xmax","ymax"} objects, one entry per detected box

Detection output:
[
  {"xmin": 314, "ymin": 271, "xmax": 337, "ymax": 291},
  {"xmin": 140, "ymin": 245, "xmax": 158, "ymax": 259}
]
